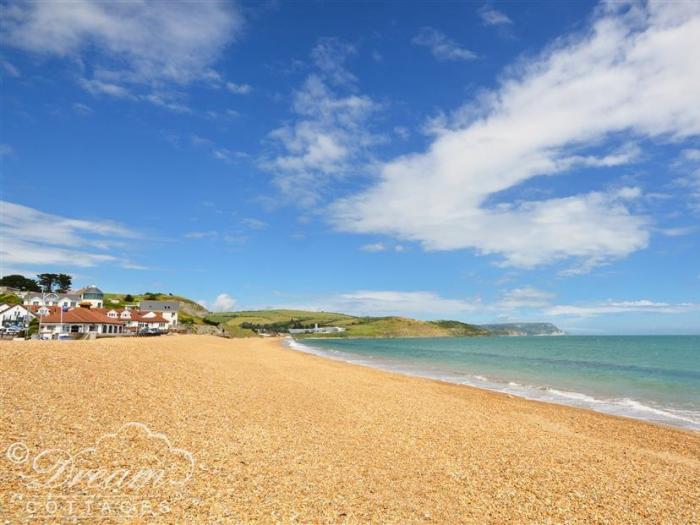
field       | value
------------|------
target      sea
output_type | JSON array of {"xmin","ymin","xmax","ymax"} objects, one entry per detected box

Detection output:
[{"xmin": 287, "ymin": 335, "xmax": 700, "ymax": 431}]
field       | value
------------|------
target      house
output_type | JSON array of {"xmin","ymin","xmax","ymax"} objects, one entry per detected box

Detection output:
[
  {"xmin": 24, "ymin": 292, "xmax": 81, "ymax": 308},
  {"xmin": 28, "ymin": 305, "xmax": 62, "ymax": 317},
  {"xmin": 98, "ymin": 307, "xmax": 168, "ymax": 332},
  {"xmin": 0, "ymin": 304, "xmax": 35, "ymax": 327},
  {"xmin": 24, "ymin": 285, "xmax": 105, "ymax": 309},
  {"xmin": 39, "ymin": 307, "xmax": 125, "ymax": 336},
  {"xmin": 138, "ymin": 300, "xmax": 179, "ymax": 328},
  {"xmin": 288, "ymin": 323, "xmax": 346, "ymax": 335},
  {"xmin": 72, "ymin": 286, "xmax": 105, "ymax": 308}
]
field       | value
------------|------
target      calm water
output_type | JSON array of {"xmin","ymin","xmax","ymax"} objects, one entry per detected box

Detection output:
[{"xmin": 289, "ymin": 336, "xmax": 700, "ymax": 430}]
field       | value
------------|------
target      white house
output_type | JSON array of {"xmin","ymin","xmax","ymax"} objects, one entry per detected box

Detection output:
[
  {"xmin": 24, "ymin": 292, "xmax": 80, "ymax": 308},
  {"xmin": 0, "ymin": 304, "xmax": 35, "ymax": 327},
  {"xmin": 39, "ymin": 307, "xmax": 124, "ymax": 336},
  {"xmin": 138, "ymin": 300, "xmax": 179, "ymax": 329},
  {"xmin": 100, "ymin": 307, "xmax": 168, "ymax": 332},
  {"xmin": 24, "ymin": 285, "xmax": 105, "ymax": 309},
  {"xmin": 288, "ymin": 324, "xmax": 346, "ymax": 335}
]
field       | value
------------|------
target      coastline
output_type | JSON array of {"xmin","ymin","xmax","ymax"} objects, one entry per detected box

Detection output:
[
  {"xmin": 285, "ymin": 336, "xmax": 700, "ymax": 431},
  {"xmin": 2, "ymin": 335, "xmax": 698, "ymax": 523}
]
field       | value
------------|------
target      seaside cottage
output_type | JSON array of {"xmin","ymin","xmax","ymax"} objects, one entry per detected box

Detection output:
[
  {"xmin": 138, "ymin": 300, "xmax": 180, "ymax": 329},
  {"xmin": 0, "ymin": 304, "xmax": 35, "ymax": 327},
  {"xmin": 39, "ymin": 307, "xmax": 125, "ymax": 337},
  {"xmin": 23, "ymin": 285, "xmax": 105, "ymax": 309},
  {"xmin": 98, "ymin": 307, "xmax": 168, "ymax": 332}
]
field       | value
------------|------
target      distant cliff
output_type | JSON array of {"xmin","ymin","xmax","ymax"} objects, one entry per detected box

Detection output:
[{"xmin": 480, "ymin": 323, "xmax": 566, "ymax": 336}]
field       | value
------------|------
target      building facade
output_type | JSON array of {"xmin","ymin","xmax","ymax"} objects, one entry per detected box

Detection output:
[
  {"xmin": 138, "ymin": 300, "xmax": 179, "ymax": 328},
  {"xmin": 39, "ymin": 307, "xmax": 125, "ymax": 336}
]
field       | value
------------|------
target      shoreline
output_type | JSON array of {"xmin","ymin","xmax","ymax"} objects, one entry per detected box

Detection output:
[
  {"xmin": 2, "ymin": 335, "xmax": 698, "ymax": 523},
  {"xmin": 284, "ymin": 336, "xmax": 700, "ymax": 432}
]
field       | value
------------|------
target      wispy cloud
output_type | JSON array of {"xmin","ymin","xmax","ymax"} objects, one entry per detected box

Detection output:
[
  {"xmin": 2, "ymin": 1, "xmax": 242, "ymax": 108},
  {"xmin": 360, "ymin": 242, "xmax": 386, "ymax": 252},
  {"xmin": 478, "ymin": 5, "xmax": 513, "ymax": 27},
  {"xmin": 332, "ymin": 2, "xmax": 700, "ymax": 271},
  {"xmin": 226, "ymin": 82, "xmax": 252, "ymax": 94},
  {"xmin": 282, "ymin": 290, "xmax": 480, "ymax": 318},
  {"xmin": 0, "ymin": 201, "xmax": 142, "ymax": 271},
  {"xmin": 263, "ymin": 38, "xmax": 381, "ymax": 206},
  {"xmin": 497, "ymin": 287, "xmax": 554, "ymax": 309},
  {"xmin": 184, "ymin": 231, "xmax": 219, "ymax": 240},
  {"xmin": 412, "ymin": 27, "xmax": 477, "ymax": 62},
  {"xmin": 546, "ymin": 300, "xmax": 700, "ymax": 318}
]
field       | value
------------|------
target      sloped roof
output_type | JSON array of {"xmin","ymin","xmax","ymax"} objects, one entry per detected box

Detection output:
[{"xmin": 41, "ymin": 308, "xmax": 124, "ymax": 324}]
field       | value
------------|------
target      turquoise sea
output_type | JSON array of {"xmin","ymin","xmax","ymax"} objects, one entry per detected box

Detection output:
[{"xmin": 288, "ymin": 336, "xmax": 700, "ymax": 430}]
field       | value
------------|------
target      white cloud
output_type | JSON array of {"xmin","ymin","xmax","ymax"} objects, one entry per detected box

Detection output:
[
  {"xmin": 478, "ymin": 5, "xmax": 513, "ymax": 26},
  {"xmin": 360, "ymin": 242, "xmax": 386, "ymax": 252},
  {"xmin": 72, "ymin": 102, "xmax": 93, "ymax": 115},
  {"xmin": 0, "ymin": 201, "xmax": 140, "ymax": 270},
  {"xmin": 2, "ymin": 0, "xmax": 242, "ymax": 102},
  {"xmin": 310, "ymin": 38, "xmax": 357, "ymax": 85},
  {"xmin": 331, "ymin": 1, "xmax": 700, "ymax": 270},
  {"xmin": 674, "ymin": 149, "xmax": 700, "ymax": 211},
  {"xmin": 285, "ymin": 290, "xmax": 479, "ymax": 318},
  {"xmin": 241, "ymin": 218, "xmax": 267, "ymax": 230},
  {"xmin": 498, "ymin": 287, "xmax": 554, "ymax": 309},
  {"xmin": 412, "ymin": 27, "xmax": 477, "ymax": 62},
  {"xmin": 184, "ymin": 231, "xmax": 219, "ymax": 240},
  {"xmin": 546, "ymin": 300, "xmax": 700, "ymax": 317},
  {"xmin": 226, "ymin": 82, "xmax": 252, "ymax": 94},
  {"xmin": 201, "ymin": 293, "xmax": 237, "ymax": 312},
  {"xmin": 1, "ymin": 59, "xmax": 20, "ymax": 77},
  {"xmin": 264, "ymin": 39, "xmax": 380, "ymax": 206}
]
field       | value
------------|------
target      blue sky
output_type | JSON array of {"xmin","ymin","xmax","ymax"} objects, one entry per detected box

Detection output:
[{"xmin": 1, "ymin": 0, "xmax": 699, "ymax": 334}]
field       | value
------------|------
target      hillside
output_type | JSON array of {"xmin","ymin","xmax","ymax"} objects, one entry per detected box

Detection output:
[
  {"xmin": 101, "ymin": 294, "xmax": 562, "ymax": 338},
  {"xmin": 203, "ymin": 310, "xmax": 488, "ymax": 338}
]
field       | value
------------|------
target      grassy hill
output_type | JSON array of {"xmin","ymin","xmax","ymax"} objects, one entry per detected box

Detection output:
[
  {"xmin": 203, "ymin": 309, "xmax": 488, "ymax": 338},
  {"xmin": 102, "ymin": 294, "xmax": 560, "ymax": 338},
  {"xmin": 103, "ymin": 292, "xmax": 210, "ymax": 326}
]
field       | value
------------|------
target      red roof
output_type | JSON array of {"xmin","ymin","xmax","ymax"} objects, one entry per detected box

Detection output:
[
  {"xmin": 41, "ymin": 308, "xmax": 124, "ymax": 325},
  {"xmin": 131, "ymin": 312, "xmax": 167, "ymax": 323},
  {"xmin": 28, "ymin": 305, "xmax": 61, "ymax": 315},
  {"xmin": 93, "ymin": 308, "xmax": 167, "ymax": 324}
]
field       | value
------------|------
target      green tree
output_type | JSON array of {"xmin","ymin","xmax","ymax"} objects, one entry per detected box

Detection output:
[
  {"xmin": 0, "ymin": 274, "xmax": 40, "ymax": 291},
  {"xmin": 27, "ymin": 318, "xmax": 39, "ymax": 338},
  {"xmin": 37, "ymin": 273, "xmax": 59, "ymax": 292},
  {"xmin": 124, "ymin": 294, "xmax": 135, "ymax": 302},
  {"xmin": 56, "ymin": 274, "xmax": 72, "ymax": 293}
]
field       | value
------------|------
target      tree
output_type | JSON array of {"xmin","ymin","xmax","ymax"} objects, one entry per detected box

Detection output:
[
  {"xmin": 124, "ymin": 294, "xmax": 134, "ymax": 302},
  {"xmin": 0, "ymin": 274, "xmax": 40, "ymax": 291},
  {"xmin": 37, "ymin": 273, "xmax": 59, "ymax": 292},
  {"xmin": 56, "ymin": 274, "xmax": 72, "ymax": 293}
]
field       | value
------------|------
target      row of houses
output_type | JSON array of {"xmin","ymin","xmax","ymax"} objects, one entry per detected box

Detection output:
[{"xmin": 0, "ymin": 285, "xmax": 180, "ymax": 338}]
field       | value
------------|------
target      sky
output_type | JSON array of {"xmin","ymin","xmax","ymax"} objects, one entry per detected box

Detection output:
[{"xmin": 1, "ymin": 0, "xmax": 699, "ymax": 334}]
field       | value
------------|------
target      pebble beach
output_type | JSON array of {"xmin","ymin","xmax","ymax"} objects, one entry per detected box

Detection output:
[{"xmin": 1, "ymin": 335, "xmax": 698, "ymax": 523}]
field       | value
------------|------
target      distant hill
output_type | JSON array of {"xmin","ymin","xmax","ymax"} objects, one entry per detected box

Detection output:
[
  {"xmin": 103, "ymin": 294, "xmax": 563, "ymax": 338},
  {"xmin": 480, "ymin": 323, "xmax": 566, "ymax": 336},
  {"xmin": 204, "ymin": 310, "xmax": 488, "ymax": 338}
]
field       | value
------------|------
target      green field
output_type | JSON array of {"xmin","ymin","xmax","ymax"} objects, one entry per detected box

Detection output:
[
  {"xmin": 203, "ymin": 309, "xmax": 488, "ymax": 338},
  {"xmin": 102, "ymin": 294, "xmax": 558, "ymax": 338}
]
